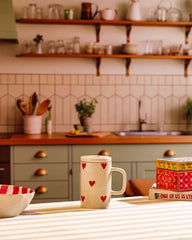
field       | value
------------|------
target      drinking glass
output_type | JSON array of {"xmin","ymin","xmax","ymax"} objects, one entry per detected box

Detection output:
[
  {"xmin": 28, "ymin": 3, "xmax": 37, "ymax": 19},
  {"xmin": 56, "ymin": 40, "xmax": 65, "ymax": 54},
  {"xmin": 48, "ymin": 40, "xmax": 56, "ymax": 54}
]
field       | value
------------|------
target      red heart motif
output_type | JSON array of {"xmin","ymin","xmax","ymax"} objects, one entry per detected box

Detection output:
[
  {"xmin": 81, "ymin": 196, "xmax": 85, "ymax": 202},
  {"xmin": 101, "ymin": 163, "xmax": 107, "ymax": 169},
  {"xmin": 101, "ymin": 196, "xmax": 107, "ymax": 202},
  {"xmin": 82, "ymin": 163, "xmax": 86, "ymax": 169},
  {"xmin": 89, "ymin": 181, "xmax": 95, "ymax": 187}
]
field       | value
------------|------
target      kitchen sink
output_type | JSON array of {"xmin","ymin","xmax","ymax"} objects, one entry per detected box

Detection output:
[{"xmin": 114, "ymin": 130, "xmax": 183, "ymax": 137}]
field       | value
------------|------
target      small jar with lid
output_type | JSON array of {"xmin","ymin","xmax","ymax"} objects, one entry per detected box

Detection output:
[
  {"xmin": 73, "ymin": 37, "xmax": 80, "ymax": 54},
  {"xmin": 28, "ymin": 3, "xmax": 37, "ymax": 19},
  {"xmin": 105, "ymin": 45, "xmax": 112, "ymax": 55},
  {"xmin": 48, "ymin": 40, "xmax": 56, "ymax": 54},
  {"xmin": 85, "ymin": 42, "xmax": 95, "ymax": 54}
]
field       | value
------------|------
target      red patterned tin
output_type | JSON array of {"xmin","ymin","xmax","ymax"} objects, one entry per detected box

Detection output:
[{"xmin": 156, "ymin": 168, "xmax": 192, "ymax": 191}]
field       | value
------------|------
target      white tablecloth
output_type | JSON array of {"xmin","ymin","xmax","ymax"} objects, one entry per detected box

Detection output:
[{"xmin": 1, "ymin": 197, "xmax": 192, "ymax": 240}]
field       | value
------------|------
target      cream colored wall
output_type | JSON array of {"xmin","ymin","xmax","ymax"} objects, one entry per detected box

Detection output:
[
  {"xmin": 0, "ymin": 0, "xmax": 191, "ymax": 75},
  {"xmin": 0, "ymin": 0, "xmax": 192, "ymax": 133},
  {"xmin": 0, "ymin": 73, "xmax": 190, "ymax": 133}
]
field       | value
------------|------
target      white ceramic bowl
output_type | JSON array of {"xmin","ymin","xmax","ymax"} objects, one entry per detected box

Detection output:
[
  {"xmin": 121, "ymin": 44, "xmax": 138, "ymax": 54},
  {"xmin": 0, "ymin": 185, "xmax": 35, "ymax": 218}
]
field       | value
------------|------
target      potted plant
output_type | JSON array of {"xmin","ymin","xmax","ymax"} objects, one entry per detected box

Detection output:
[
  {"xmin": 33, "ymin": 34, "xmax": 43, "ymax": 54},
  {"xmin": 75, "ymin": 98, "xmax": 98, "ymax": 132}
]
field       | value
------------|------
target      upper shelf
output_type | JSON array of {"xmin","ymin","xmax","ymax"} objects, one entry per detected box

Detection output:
[
  {"xmin": 16, "ymin": 19, "xmax": 192, "ymax": 26},
  {"xmin": 16, "ymin": 19, "xmax": 192, "ymax": 43}
]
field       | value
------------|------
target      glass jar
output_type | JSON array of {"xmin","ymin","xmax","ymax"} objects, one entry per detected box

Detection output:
[
  {"xmin": 64, "ymin": 9, "xmax": 74, "ymax": 20},
  {"xmin": 36, "ymin": 8, "xmax": 43, "ymax": 19},
  {"xmin": 48, "ymin": 40, "xmax": 56, "ymax": 54},
  {"xmin": 28, "ymin": 4, "xmax": 37, "ymax": 19},
  {"xmin": 56, "ymin": 40, "xmax": 65, "ymax": 54},
  {"xmin": 73, "ymin": 37, "xmax": 80, "ymax": 54},
  {"xmin": 85, "ymin": 42, "xmax": 94, "ymax": 54}
]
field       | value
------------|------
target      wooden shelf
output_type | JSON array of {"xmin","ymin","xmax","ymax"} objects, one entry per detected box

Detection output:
[
  {"xmin": 16, "ymin": 19, "xmax": 192, "ymax": 77},
  {"xmin": 16, "ymin": 19, "xmax": 192, "ymax": 43},
  {"xmin": 16, "ymin": 53, "xmax": 192, "ymax": 77}
]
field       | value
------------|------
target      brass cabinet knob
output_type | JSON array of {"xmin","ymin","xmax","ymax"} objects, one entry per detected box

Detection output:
[
  {"xmin": 35, "ymin": 168, "xmax": 48, "ymax": 176},
  {"xmin": 164, "ymin": 149, "xmax": 176, "ymax": 157},
  {"xmin": 98, "ymin": 149, "xmax": 111, "ymax": 156},
  {"xmin": 35, "ymin": 150, "xmax": 48, "ymax": 158},
  {"xmin": 35, "ymin": 186, "xmax": 48, "ymax": 194}
]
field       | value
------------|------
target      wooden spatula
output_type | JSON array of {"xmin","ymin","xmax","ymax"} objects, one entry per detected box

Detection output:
[{"xmin": 37, "ymin": 99, "xmax": 50, "ymax": 116}]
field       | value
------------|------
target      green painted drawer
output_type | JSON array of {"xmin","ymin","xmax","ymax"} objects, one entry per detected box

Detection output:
[
  {"xmin": 14, "ymin": 163, "xmax": 68, "ymax": 181},
  {"xmin": 13, "ymin": 146, "xmax": 68, "ymax": 163},
  {"xmin": 14, "ymin": 181, "xmax": 69, "ymax": 199}
]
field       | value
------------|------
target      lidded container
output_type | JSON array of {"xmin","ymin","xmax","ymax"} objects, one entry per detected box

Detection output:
[
  {"xmin": 156, "ymin": 157, "xmax": 192, "ymax": 191},
  {"xmin": 156, "ymin": 0, "xmax": 181, "ymax": 22},
  {"xmin": 28, "ymin": 3, "xmax": 37, "ymax": 19},
  {"xmin": 73, "ymin": 37, "xmax": 80, "ymax": 54}
]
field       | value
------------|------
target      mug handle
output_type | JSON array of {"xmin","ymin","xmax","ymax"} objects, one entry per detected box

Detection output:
[
  {"xmin": 91, "ymin": 3, "xmax": 99, "ymax": 19},
  {"xmin": 111, "ymin": 167, "xmax": 127, "ymax": 195}
]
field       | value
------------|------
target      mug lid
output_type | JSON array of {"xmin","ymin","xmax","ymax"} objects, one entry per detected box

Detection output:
[{"xmin": 81, "ymin": 155, "xmax": 111, "ymax": 162}]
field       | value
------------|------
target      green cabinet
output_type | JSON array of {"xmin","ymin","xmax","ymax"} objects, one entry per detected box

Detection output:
[
  {"xmin": 71, "ymin": 143, "xmax": 192, "ymax": 200},
  {"xmin": 11, "ymin": 142, "xmax": 192, "ymax": 202},
  {"xmin": 11, "ymin": 145, "xmax": 70, "ymax": 203}
]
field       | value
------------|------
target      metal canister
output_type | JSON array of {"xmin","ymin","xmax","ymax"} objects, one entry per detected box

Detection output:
[{"xmin": 64, "ymin": 9, "xmax": 74, "ymax": 20}]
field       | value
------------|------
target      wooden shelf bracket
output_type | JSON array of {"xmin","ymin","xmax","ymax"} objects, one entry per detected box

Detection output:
[
  {"xmin": 126, "ymin": 58, "xmax": 131, "ymax": 76},
  {"xmin": 184, "ymin": 59, "xmax": 191, "ymax": 78},
  {"xmin": 96, "ymin": 23, "xmax": 101, "ymax": 42},
  {"xmin": 185, "ymin": 26, "xmax": 191, "ymax": 44},
  {"xmin": 96, "ymin": 57, "xmax": 101, "ymax": 76},
  {"xmin": 126, "ymin": 24, "xmax": 132, "ymax": 43}
]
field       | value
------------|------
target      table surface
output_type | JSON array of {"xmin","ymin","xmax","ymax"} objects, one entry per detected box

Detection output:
[{"xmin": 1, "ymin": 197, "xmax": 192, "ymax": 240}]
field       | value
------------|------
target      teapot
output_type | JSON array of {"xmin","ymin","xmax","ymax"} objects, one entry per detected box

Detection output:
[
  {"xmin": 126, "ymin": 0, "xmax": 141, "ymax": 21},
  {"xmin": 100, "ymin": 8, "xmax": 117, "ymax": 20}
]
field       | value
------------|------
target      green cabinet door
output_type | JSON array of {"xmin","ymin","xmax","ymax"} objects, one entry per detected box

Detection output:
[{"xmin": 11, "ymin": 145, "xmax": 70, "ymax": 203}]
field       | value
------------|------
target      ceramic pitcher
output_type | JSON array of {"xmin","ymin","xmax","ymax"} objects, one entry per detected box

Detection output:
[
  {"xmin": 81, "ymin": 2, "xmax": 98, "ymax": 20},
  {"xmin": 80, "ymin": 155, "xmax": 127, "ymax": 209},
  {"xmin": 126, "ymin": 0, "xmax": 141, "ymax": 21}
]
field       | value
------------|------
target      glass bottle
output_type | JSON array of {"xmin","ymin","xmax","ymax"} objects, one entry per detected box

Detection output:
[
  {"xmin": 28, "ymin": 3, "xmax": 37, "ymax": 19},
  {"xmin": 73, "ymin": 37, "xmax": 80, "ymax": 54}
]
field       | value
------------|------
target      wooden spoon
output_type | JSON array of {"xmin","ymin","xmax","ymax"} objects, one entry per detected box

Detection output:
[
  {"xmin": 37, "ymin": 99, "xmax": 50, "ymax": 116},
  {"xmin": 16, "ymin": 99, "xmax": 28, "ymax": 115},
  {"xmin": 16, "ymin": 99, "xmax": 25, "ymax": 115}
]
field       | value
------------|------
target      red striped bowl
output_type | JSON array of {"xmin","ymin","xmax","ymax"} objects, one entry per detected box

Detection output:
[{"xmin": 0, "ymin": 185, "xmax": 35, "ymax": 218}]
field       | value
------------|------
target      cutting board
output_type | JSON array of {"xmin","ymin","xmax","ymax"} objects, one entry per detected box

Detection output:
[{"xmin": 66, "ymin": 132, "xmax": 111, "ymax": 138}]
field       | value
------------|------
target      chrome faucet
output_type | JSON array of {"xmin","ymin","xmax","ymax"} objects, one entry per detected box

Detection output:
[{"xmin": 138, "ymin": 99, "xmax": 147, "ymax": 131}]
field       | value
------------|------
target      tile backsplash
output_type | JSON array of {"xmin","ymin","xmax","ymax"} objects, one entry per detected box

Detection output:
[{"xmin": 0, "ymin": 74, "xmax": 191, "ymax": 133}]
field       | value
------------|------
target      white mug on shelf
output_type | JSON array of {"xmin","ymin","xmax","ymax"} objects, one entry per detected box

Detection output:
[{"xmin": 80, "ymin": 155, "xmax": 127, "ymax": 209}]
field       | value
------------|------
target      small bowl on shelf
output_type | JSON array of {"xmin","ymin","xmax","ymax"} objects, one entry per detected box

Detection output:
[
  {"xmin": 169, "ymin": 44, "xmax": 182, "ymax": 55},
  {"xmin": 121, "ymin": 44, "xmax": 138, "ymax": 54}
]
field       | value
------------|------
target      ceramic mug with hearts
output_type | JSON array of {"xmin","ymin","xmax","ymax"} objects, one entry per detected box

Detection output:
[{"xmin": 80, "ymin": 155, "xmax": 127, "ymax": 209}]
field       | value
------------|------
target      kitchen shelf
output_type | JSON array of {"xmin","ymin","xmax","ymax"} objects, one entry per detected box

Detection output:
[
  {"xmin": 16, "ymin": 53, "xmax": 192, "ymax": 77},
  {"xmin": 16, "ymin": 19, "xmax": 192, "ymax": 77},
  {"xmin": 16, "ymin": 19, "xmax": 192, "ymax": 43}
]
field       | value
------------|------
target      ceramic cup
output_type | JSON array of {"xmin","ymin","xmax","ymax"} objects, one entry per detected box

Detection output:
[
  {"xmin": 80, "ymin": 155, "xmax": 127, "ymax": 209},
  {"xmin": 23, "ymin": 115, "xmax": 42, "ymax": 134}
]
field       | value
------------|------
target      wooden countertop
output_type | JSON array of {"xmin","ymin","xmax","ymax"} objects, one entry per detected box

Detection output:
[{"xmin": 1, "ymin": 132, "xmax": 192, "ymax": 145}]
